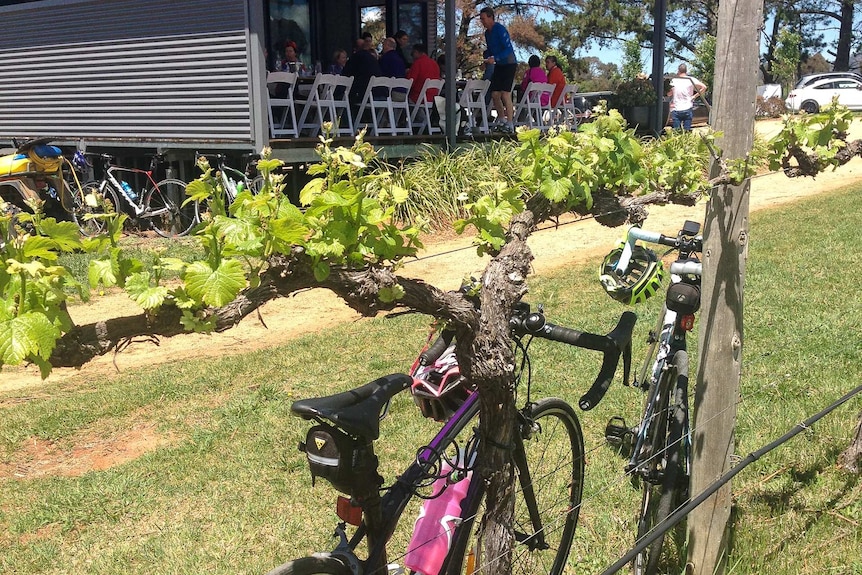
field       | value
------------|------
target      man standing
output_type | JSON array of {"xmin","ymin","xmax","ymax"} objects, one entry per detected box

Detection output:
[
  {"xmin": 479, "ymin": 7, "xmax": 517, "ymax": 133},
  {"xmin": 669, "ymin": 63, "xmax": 707, "ymax": 131}
]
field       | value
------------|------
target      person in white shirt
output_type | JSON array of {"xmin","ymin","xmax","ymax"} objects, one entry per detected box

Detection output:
[{"xmin": 668, "ymin": 63, "xmax": 707, "ymax": 131}]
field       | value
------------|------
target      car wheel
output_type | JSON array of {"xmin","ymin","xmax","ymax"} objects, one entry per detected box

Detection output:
[{"xmin": 800, "ymin": 100, "xmax": 819, "ymax": 114}]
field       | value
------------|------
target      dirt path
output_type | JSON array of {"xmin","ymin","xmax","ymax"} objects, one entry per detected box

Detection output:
[{"xmin": 3, "ymin": 120, "xmax": 861, "ymax": 392}]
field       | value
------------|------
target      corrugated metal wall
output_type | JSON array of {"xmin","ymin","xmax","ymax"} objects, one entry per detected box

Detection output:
[{"xmin": 0, "ymin": 0, "xmax": 256, "ymax": 146}]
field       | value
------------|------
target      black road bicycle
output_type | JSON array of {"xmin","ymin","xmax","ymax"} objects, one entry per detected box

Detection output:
[
  {"xmin": 265, "ymin": 303, "xmax": 636, "ymax": 575},
  {"xmin": 599, "ymin": 220, "xmax": 703, "ymax": 575},
  {"xmin": 77, "ymin": 152, "xmax": 195, "ymax": 238}
]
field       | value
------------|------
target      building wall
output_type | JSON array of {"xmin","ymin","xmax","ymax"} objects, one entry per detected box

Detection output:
[{"xmin": 0, "ymin": 0, "xmax": 264, "ymax": 149}]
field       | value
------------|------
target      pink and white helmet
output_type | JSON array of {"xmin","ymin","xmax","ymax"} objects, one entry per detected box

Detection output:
[{"xmin": 410, "ymin": 344, "xmax": 474, "ymax": 422}]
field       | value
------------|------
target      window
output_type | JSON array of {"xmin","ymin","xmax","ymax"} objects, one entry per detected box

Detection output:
[
  {"xmin": 269, "ymin": 0, "xmax": 311, "ymax": 66},
  {"xmin": 397, "ymin": 3, "xmax": 426, "ymax": 50},
  {"xmin": 360, "ymin": 4, "xmax": 386, "ymax": 52}
]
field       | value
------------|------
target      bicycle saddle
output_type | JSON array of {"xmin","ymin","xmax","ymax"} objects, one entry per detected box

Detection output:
[{"xmin": 291, "ymin": 373, "xmax": 412, "ymax": 439}]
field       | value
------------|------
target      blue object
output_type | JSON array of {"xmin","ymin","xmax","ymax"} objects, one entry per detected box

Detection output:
[{"xmin": 120, "ymin": 180, "xmax": 137, "ymax": 200}]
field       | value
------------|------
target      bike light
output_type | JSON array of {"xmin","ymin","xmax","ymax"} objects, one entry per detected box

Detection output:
[
  {"xmin": 337, "ymin": 495, "xmax": 363, "ymax": 526},
  {"xmin": 681, "ymin": 314, "xmax": 696, "ymax": 331}
]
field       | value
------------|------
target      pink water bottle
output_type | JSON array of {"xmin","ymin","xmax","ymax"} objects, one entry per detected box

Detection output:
[{"xmin": 404, "ymin": 463, "xmax": 472, "ymax": 575}]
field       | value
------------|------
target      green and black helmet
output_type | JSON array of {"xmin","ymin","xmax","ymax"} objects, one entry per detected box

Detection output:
[{"xmin": 599, "ymin": 244, "xmax": 664, "ymax": 305}]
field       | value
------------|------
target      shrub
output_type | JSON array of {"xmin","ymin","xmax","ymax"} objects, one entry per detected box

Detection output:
[{"xmin": 756, "ymin": 96, "xmax": 787, "ymax": 118}]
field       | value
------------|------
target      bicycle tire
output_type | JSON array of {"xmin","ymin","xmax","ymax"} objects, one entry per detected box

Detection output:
[
  {"xmin": 448, "ymin": 397, "xmax": 585, "ymax": 575},
  {"xmin": 144, "ymin": 178, "xmax": 196, "ymax": 238},
  {"xmin": 264, "ymin": 556, "xmax": 352, "ymax": 575},
  {"xmin": 633, "ymin": 350, "xmax": 689, "ymax": 575},
  {"xmin": 249, "ymin": 175, "xmax": 265, "ymax": 194},
  {"xmin": 70, "ymin": 180, "xmax": 115, "ymax": 237}
]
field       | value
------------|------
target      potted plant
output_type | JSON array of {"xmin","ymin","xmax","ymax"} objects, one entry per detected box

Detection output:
[{"xmin": 614, "ymin": 75, "xmax": 657, "ymax": 127}]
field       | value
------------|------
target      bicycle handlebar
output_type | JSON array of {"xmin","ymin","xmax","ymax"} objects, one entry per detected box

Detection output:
[
  {"xmin": 615, "ymin": 223, "xmax": 703, "ymax": 277},
  {"xmin": 670, "ymin": 260, "xmax": 702, "ymax": 276},
  {"xmin": 416, "ymin": 306, "xmax": 637, "ymax": 412},
  {"xmin": 510, "ymin": 309, "xmax": 637, "ymax": 410}
]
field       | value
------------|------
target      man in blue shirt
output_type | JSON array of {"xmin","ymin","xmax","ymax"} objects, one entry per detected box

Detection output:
[{"xmin": 480, "ymin": 7, "xmax": 517, "ymax": 133}]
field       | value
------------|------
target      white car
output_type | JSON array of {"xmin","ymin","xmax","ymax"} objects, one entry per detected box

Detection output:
[
  {"xmin": 794, "ymin": 71, "xmax": 862, "ymax": 89},
  {"xmin": 785, "ymin": 77, "xmax": 862, "ymax": 113}
]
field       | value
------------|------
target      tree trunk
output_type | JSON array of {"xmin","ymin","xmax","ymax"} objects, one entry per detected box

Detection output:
[
  {"xmin": 687, "ymin": 0, "xmax": 761, "ymax": 573},
  {"xmin": 448, "ymin": 210, "xmax": 534, "ymax": 575},
  {"xmin": 833, "ymin": 0, "xmax": 854, "ymax": 71},
  {"xmin": 838, "ymin": 411, "xmax": 862, "ymax": 473}
]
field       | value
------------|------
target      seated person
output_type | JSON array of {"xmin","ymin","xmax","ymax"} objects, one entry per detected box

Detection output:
[
  {"xmin": 328, "ymin": 49, "xmax": 348, "ymax": 75},
  {"xmin": 520, "ymin": 55, "xmax": 549, "ymax": 106},
  {"xmin": 342, "ymin": 39, "xmax": 382, "ymax": 110},
  {"xmin": 379, "ymin": 37, "xmax": 408, "ymax": 101},
  {"xmin": 406, "ymin": 43, "xmax": 441, "ymax": 103},
  {"xmin": 545, "ymin": 55, "xmax": 567, "ymax": 107}
]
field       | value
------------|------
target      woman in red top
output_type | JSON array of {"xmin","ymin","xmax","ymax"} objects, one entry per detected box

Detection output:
[{"xmin": 545, "ymin": 55, "xmax": 567, "ymax": 108}]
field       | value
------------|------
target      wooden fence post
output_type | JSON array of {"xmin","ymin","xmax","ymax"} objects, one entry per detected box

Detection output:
[{"xmin": 687, "ymin": 0, "xmax": 763, "ymax": 573}]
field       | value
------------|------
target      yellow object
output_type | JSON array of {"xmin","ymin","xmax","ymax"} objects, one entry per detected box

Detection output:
[{"xmin": 0, "ymin": 153, "xmax": 32, "ymax": 177}]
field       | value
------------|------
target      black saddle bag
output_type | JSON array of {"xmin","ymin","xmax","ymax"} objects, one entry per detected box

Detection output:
[
  {"xmin": 301, "ymin": 424, "xmax": 361, "ymax": 494},
  {"xmin": 665, "ymin": 282, "xmax": 701, "ymax": 315}
]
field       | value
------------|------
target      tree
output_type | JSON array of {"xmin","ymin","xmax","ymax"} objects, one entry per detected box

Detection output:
[
  {"xmin": 7, "ymin": 107, "xmax": 862, "ymax": 575},
  {"xmin": 688, "ymin": 0, "xmax": 762, "ymax": 573},
  {"xmin": 772, "ymin": 28, "xmax": 803, "ymax": 95}
]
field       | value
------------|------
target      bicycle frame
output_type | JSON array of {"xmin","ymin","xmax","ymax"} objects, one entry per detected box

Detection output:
[
  {"xmin": 615, "ymin": 225, "xmax": 702, "ymax": 480},
  {"xmin": 197, "ymin": 153, "xmax": 260, "ymax": 206},
  {"xmin": 286, "ymin": 304, "xmax": 635, "ymax": 575},
  {"xmin": 92, "ymin": 155, "xmax": 164, "ymax": 216},
  {"xmin": 628, "ymin": 299, "xmax": 690, "ymax": 480}
]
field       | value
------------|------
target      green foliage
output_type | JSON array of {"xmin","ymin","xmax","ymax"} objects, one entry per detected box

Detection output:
[
  {"xmin": 620, "ymin": 38, "xmax": 645, "ymax": 81},
  {"xmin": 766, "ymin": 101, "xmax": 854, "ymax": 172},
  {"xmin": 454, "ymin": 112, "xmax": 648, "ymax": 253},
  {"xmin": 773, "ymin": 28, "xmax": 802, "ymax": 95},
  {"xmin": 690, "ymin": 34, "xmax": 716, "ymax": 99},
  {"xmin": 642, "ymin": 130, "xmax": 712, "ymax": 199},
  {"xmin": 0, "ymin": 207, "xmax": 84, "ymax": 377},
  {"xmin": 613, "ymin": 76, "xmax": 657, "ymax": 108},
  {"xmin": 394, "ymin": 142, "xmax": 519, "ymax": 230},
  {"xmin": 299, "ymin": 130, "xmax": 424, "ymax": 277}
]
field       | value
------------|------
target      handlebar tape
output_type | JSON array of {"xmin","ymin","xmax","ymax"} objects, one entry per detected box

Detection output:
[
  {"xmin": 578, "ymin": 311, "xmax": 638, "ymax": 411},
  {"xmin": 418, "ymin": 329, "xmax": 455, "ymax": 366}
]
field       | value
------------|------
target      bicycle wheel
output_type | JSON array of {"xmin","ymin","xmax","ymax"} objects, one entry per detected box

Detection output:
[
  {"xmin": 264, "ymin": 556, "xmax": 351, "ymax": 575},
  {"xmin": 449, "ymin": 397, "xmax": 585, "ymax": 575},
  {"xmin": 633, "ymin": 350, "xmax": 689, "ymax": 575},
  {"xmin": 249, "ymin": 175, "xmax": 265, "ymax": 194},
  {"xmin": 70, "ymin": 181, "xmax": 115, "ymax": 237},
  {"xmin": 144, "ymin": 178, "xmax": 196, "ymax": 238}
]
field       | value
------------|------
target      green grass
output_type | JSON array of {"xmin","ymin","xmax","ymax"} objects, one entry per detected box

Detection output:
[
  {"xmin": 58, "ymin": 235, "xmax": 203, "ymax": 287},
  {"xmin": 2, "ymin": 186, "xmax": 862, "ymax": 574}
]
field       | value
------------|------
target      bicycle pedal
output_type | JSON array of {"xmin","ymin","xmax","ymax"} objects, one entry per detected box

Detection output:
[{"xmin": 605, "ymin": 416, "xmax": 633, "ymax": 453}]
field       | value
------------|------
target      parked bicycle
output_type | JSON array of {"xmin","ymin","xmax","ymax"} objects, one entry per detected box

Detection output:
[
  {"xmin": 266, "ymin": 302, "xmax": 636, "ymax": 575},
  {"xmin": 598, "ymin": 220, "xmax": 702, "ymax": 575},
  {"xmin": 77, "ymin": 153, "xmax": 195, "ymax": 237},
  {"xmin": 194, "ymin": 152, "xmax": 263, "ymax": 218}
]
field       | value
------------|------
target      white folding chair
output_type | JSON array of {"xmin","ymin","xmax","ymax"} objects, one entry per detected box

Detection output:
[
  {"xmin": 458, "ymin": 79, "xmax": 491, "ymax": 135},
  {"xmin": 354, "ymin": 76, "xmax": 414, "ymax": 136},
  {"xmin": 296, "ymin": 74, "xmax": 355, "ymax": 137},
  {"xmin": 551, "ymin": 84, "xmax": 581, "ymax": 130},
  {"xmin": 267, "ymin": 71, "xmax": 299, "ymax": 138},
  {"xmin": 514, "ymin": 82, "xmax": 555, "ymax": 131},
  {"xmin": 410, "ymin": 78, "xmax": 445, "ymax": 135}
]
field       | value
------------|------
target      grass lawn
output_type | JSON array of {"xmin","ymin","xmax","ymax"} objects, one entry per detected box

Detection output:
[{"xmin": 1, "ymin": 186, "xmax": 861, "ymax": 574}]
